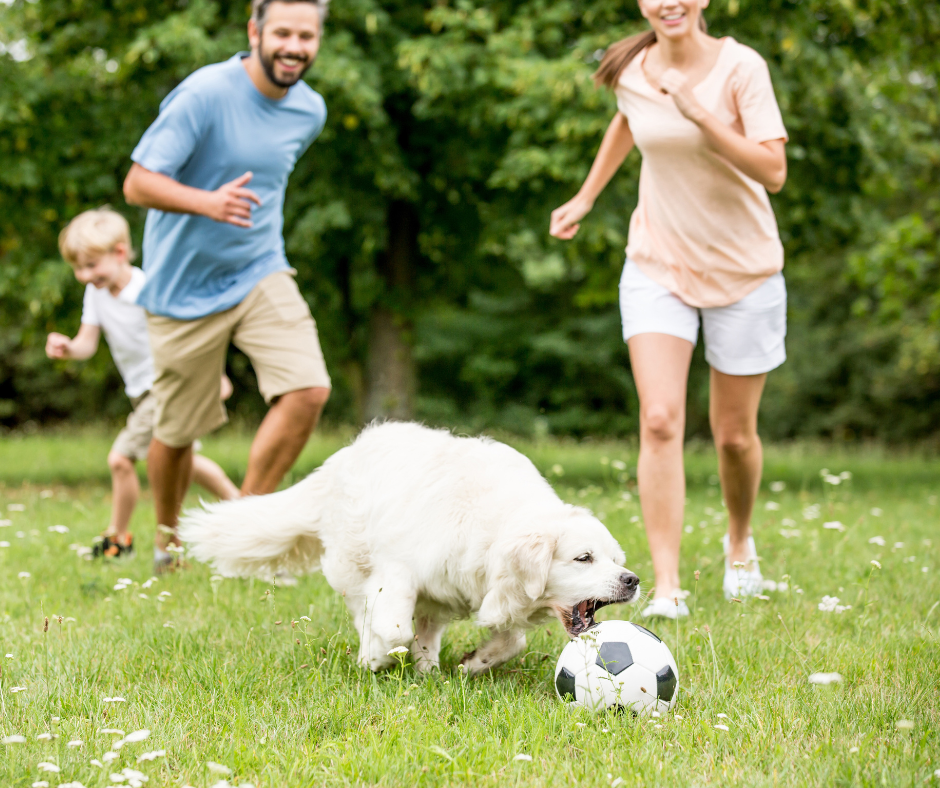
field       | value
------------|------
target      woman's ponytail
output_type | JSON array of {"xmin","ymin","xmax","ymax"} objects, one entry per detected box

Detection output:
[{"xmin": 592, "ymin": 14, "xmax": 707, "ymax": 90}]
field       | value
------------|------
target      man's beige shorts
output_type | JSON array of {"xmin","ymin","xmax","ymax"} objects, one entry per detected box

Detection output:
[
  {"xmin": 111, "ymin": 391, "xmax": 158, "ymax": 461},
  {"xmin": 147, "ymin": 271, "xmax": 331, "ymax": 448}
]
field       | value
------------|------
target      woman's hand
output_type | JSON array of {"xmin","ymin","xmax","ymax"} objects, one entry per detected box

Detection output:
[
  {"xmin": 658, "ymin": 68, "xmax": 707, "ymax": 124},
  {"xmin": 550, "ymin": 195, "xmax": 594, "ymax": 240}
]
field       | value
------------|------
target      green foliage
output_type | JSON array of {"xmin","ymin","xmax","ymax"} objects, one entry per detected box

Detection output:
[{"xmin": 0, "ymin": 0, "xmax": 938, "ymax": 438}]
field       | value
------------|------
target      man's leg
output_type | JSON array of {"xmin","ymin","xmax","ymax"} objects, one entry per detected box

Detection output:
[
  {"xmin": 241, "ymin": 387, "xmax": 330, "ymax": 495},
  {"xmin": 147, "ymin": 439, "xmax": 193, "ymax": 547}
]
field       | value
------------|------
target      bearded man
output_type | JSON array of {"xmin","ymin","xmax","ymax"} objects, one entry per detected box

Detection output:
[{"xmin": 123, "ymin": 0, "xmax": 331, "ymax": 570}]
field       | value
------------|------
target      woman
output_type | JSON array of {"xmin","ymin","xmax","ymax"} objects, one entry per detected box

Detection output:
[{"xmin": 549, "ymin": 0, "xmax": 788, "ymax": 618}]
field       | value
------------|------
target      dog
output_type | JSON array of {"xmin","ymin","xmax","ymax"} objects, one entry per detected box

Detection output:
[{"xmin": 179, "ymin": 422, "xmax": 639, "ymax": 675}]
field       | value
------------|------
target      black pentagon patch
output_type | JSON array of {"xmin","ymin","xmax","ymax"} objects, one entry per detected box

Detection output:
[
  {"xmin": 555, "ymin": 667, "xmax": 577, "ymax": 701},
  {"xmin": 656, "ymin": 664, "xmax": 677, "ymax": 702},
  {"xmin": 632, "ymin": 623, "xmax": 662, "ymax": 643},
  {"xmin": 596, "ymin": 641, "xmax": 633, "ymax": 676}
]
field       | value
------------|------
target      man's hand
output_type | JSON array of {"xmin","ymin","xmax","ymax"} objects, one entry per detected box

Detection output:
[
  {"xmin": 203, "ymin": 172, "xmax": 262, "ymax": 228},
  {"xmin": 658, "ymin": 68, "xmax": 707, "ymax": 125},
  {"xmin": 46, "ymin": 332, "xmax": 72, "ymax": 360}
]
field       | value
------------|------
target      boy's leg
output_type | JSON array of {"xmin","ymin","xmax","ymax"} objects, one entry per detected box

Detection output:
[
  {"xmin": 106, "ymin": 451, "xmax": 139, "ymax": 539},
  {"xmin": 190, "ymin": 454, "xmax": 240, "ymax": 501},
  {"xmin": 231, "ymin": 272, "xmax": 331, "ymax": 495}
]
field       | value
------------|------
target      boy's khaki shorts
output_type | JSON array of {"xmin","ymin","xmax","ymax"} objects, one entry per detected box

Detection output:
[
  {"xmin": 147, "ymin": 271, "xmax": 331, "ymax": 448},
  {"xmin": 111, "ymin": 391, "xmax": 158, "ymax": 461}
]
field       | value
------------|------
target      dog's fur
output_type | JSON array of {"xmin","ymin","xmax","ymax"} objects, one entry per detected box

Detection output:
[{"xmin": 179, "ymin": 422, "xmax": 639, "ymax": 675}]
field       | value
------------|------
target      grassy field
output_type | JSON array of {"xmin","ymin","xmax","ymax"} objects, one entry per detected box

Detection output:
[{"xmin": 0, "ymin": 427, "xmax": 938, "ymax": 787}]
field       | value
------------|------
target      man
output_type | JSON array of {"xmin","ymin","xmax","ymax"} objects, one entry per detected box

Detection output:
[{"xmin": 124, "ymin": 0, "xmax": 331, "ymax": 570}]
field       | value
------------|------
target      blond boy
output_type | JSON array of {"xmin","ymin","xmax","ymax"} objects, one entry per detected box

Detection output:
[{"xmin": 47, "ymin": 207, "xmax": 239, "ymax": 563}]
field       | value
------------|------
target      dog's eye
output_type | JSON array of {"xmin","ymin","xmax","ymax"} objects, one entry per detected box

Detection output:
[{"xmin": 574, "ymin": 553, "xmax": 593, "ymax": 563}]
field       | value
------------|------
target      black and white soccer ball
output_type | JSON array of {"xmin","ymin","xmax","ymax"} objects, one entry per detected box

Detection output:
[{"xmin": 554, "ymin": 620, "xmax": 678, "ymax": 714}]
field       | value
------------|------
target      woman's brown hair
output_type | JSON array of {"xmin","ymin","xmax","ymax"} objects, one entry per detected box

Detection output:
[{"xmin": 593, "ymin": 14, "xmax": 708, "ymax": 89}]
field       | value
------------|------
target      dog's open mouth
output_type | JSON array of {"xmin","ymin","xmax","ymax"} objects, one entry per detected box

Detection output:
[{"xmin": 565, "ymin": 598, "xmax": 610, "ymax": 637}]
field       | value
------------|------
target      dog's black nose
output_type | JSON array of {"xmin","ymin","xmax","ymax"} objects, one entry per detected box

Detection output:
[{"xmin": 620, "ymin": 572, "xmax": 639, "ymax": 592}]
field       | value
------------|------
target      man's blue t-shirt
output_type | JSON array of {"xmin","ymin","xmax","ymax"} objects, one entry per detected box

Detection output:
[{"xmin": 131, "ymin": 53, "xmax": 326, "ymax": 319}]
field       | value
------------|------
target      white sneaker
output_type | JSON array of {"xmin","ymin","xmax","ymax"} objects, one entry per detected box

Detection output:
[
  {"xmin": 641, "ymin": 596, "xmax": 690, "ymax": 620},
  {"xmin": 722, "ymin": 533, "xmax": 763, "ymax": 599}
]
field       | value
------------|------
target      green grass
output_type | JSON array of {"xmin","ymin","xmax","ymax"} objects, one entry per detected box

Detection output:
[{"xmin": 0, "ymin": 428, "xmax": 938, "ymax": 787}]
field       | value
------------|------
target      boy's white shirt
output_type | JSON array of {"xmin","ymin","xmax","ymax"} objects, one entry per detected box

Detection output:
[{"xmin": 80, "ymin": 267, "xmax": 155, "ymax": 398}]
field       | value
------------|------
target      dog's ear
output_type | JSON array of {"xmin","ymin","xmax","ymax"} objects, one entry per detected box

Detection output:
[{"xmin": 477, "ymin": 533, "xmax": 557, "ymax": 629}]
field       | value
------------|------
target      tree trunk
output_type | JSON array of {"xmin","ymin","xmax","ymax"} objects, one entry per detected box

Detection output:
[{"xmin": 364, "ymin": 201, "xmax": 416, "ymax": 421}]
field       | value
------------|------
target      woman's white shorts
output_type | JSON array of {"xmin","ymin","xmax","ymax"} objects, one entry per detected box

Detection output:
[{"xmin": 619, "ymin": 260, "xmax": 787, "ymax": 376}]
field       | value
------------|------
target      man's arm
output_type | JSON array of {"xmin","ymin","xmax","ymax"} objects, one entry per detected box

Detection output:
[
  {"xmin": 46, "ymin": 324, "xmax": 101, "ymax": 361},
  {"xmin": 123, "ymin": 164, "xmax": 263, "ymax": 228}
]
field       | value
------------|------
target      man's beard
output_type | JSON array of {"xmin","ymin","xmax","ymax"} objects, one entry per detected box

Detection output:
[{"xmin": 259, "ymin": 46, "xmax": 314, "ymax": 89}]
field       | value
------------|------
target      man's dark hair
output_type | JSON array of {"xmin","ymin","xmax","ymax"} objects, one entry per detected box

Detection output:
[{"xmin": 251, "ymin": 0, "xmax": 329, "ymax": 31}]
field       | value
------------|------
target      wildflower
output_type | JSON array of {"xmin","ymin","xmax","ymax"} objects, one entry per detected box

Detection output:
[
  {"xmin": 90, "ymin": 760, "xmax": 104, "ymax": 768},
  {"xmin": 48, "ymin": 525, "xmax": 69, "ymax": 534},
  {"xmin": 3, "ymin": 735, "xmax": 26, "ymax": 744},
  {"xmin": 803, "ymin": 505, "xmax": 821, "ymax": 521},
  {"xmin": 779, "ymin": 528, "xmax": 801, "ymax": 539},
  {"xmin": 18, "ymin": 572, "xmax": 30, "ymax": 579},
  {"xmin": 103, "ymin": 697, "xmax": 126, "ymax": 703},
  {"xmin": 59, "ymin": 782, "xmax": 88, "ymax": 788},
  {"xmin": 849, "ymin": 746, "xmax": 859, "ymax": 753},
  {"xmin": 823, "ymin": 521, "xmax": 846, "ymax": 532},
  {"xmin": 37, "ymin": 733, "xmax": 56, "ymax": 740},
  {"xmin": 103, "ymin": 752, "xmax": 120, "ymax": 763},
  {"xmin": 871, "ymin": 560, "xmax": 881, "ymax": 570},
  {"xmin": 818, "ymin": 596, "xmax": 851, "ymax": 613},
  {"xmin": 11, "ymin": 686, "xmax": 27, "ymax": 693},
  {"xmin": 207, "ymin": 762, "xmax": 233, "ymax": 776},
  {"xmin": 163, "ymin": 622, "xmax": 175, "ymax": 628},
  {"xmin": 611, "ymin": 779, "xmax": 625, "ymax": 788},
  {"xmin": 870, "ymin": 508, "xmax": 882, "ymax": 517},
  {"xmin": 808, "ymin": 672, "xmax": 842, "ymax": 685},
  {"xmin": 894, "ymin": 542, "xmax": 904, "ymax": 549},
  {"xmin": 8, "ymin": 503, "xmax": 25, "ymax": 511},
  {"xmin": 299, "ymin": 615, "xmax": 311, "ymax": 622},
  {"xmin": 868, "ymin": 536, "xmax": 886, "ymax": 546},
  {"xmin": 714, "ymin": 724, "xmax": 729, "ymax": 731},
  {"xmin": 67, "ymin": 740, "xmax": 83, "ymax": 747},
  {"xmin": 136, "ymin": 750, "xmax": 165, "ymax": 763},
  {"xmin": 716, "ymin": 713, "xmax": 729, "ymax": 719},
  {"xmin": 770, "ymin": 481, "xmax": 786, "ymax": 493},
  {"xmin": 0, "ymin": 541, "xmax": 9, "ymax": 547},
  {"xmin": 40, "ymin": 489, "xmax": 53, "ymax": 498},
  {"xmin": 513, "ymin": 754, "xmax": 533, "ymax": 762},
  {"xmin": 37, "ymin": 763, "xmax": 60, "ymax": 773},
  {"xmin": 99, "ymin": 729, "xmax": 125, "ymax": 736},
  {"xmin": 765, "ymin": 501, "xmax": 780, "ymax": 511},
  {"xmin": 386, "ymin": 646, "xmax": 409, "ymax": 656},
  {"xmin": 674, "ymin": 715, "xmax": 683, "ymax": 720},
  {"xmin": 611, "ymin": 460, "xmax": 627, "ymax": 471},
  {"xmin": 922, "ymin": 567, "xmax": 929, "ymax": 573},
  {"xmin": 138, "ymin": 594, "xmax": 148, "ymax": 600},
  {"xmin": 575, "ymin": 722, "xmax": 586, "ymax": 728},
  {"xmin": 157, "ymin": 591, "xmax": 171, "ymax": 599},
  {"xmin": 5, "ymin": 653, "xmax": 12, "ymax": 658},
  {"xmin": 32, "ymin": 782, "xmax": 50, "ymax": 788},
  {"xmin": 115, "ymin": 729, "xmax": 150, "ymax": 747},
  {"xmin": 823, "ymin": 474, "xmax": 841, "ymax": 486},
  {"xmin": 895, "ymin": 720, "xmax": 914, "ymax": 730}
]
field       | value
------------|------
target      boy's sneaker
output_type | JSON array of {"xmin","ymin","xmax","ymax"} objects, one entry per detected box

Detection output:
[
  {"xmin": 722, "ymin": 533, "xmax": 763, "ymax": 599},
  {"xmin": 153, "ymin": 546, "xmax": 188, "ymax": 575},
  {"xmin": 91, "ymin": 533, "xmax": 134, "ymax": 559},
  {"xmin": 641, "ymin": 596, "xmax": 690, "ymax": 620}
]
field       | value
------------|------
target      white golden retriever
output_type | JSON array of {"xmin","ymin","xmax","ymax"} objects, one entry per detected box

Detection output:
[{"xmin": 179, "ymin": 422, "xmax": 638, "ymax": 675}]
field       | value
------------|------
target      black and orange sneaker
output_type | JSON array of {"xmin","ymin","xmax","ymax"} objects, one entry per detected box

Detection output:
[{"xmin": 91, "ymin": 533, "xmax": 134, "ymax": 559}]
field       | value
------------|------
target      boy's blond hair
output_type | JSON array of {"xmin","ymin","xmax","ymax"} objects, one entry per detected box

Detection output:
[{"xmin": 58, "ymin": 207, "xmax": 135, "ymax": 265}]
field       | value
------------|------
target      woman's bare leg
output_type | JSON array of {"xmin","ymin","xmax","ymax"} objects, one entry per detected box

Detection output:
[
  {"xmin": 627, "ymin": 333, "xmax": 695, "ymax": 598},
  {"xmin": 709, "ymin": 368, "xmax": 767, "ymax": 568},
  {"xmin": 190, "ymin": 454, "xmax": 241, "ymax": 501}
]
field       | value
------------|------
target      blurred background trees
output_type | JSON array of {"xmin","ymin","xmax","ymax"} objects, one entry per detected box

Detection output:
[{"xmin": 1, "ymin": 0, "xmax": 938, "ymax": 441}]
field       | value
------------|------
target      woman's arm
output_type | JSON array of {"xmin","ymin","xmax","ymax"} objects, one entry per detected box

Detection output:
[
  {"xmin": 659, "ymin": 68, "xmax": 786, "ymax": 193},
  {"xmin": 549, "ymin": 112, "xmax": 636, "ymax": 239},
  {"xmin": 123, "ymin": 163, "xmax": 263, "ymax": 228},
  {"xmin": 46, "ymin": 324, "xmax": 101, "ymax": 361}
]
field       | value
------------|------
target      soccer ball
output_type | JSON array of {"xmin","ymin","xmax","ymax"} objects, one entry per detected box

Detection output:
[{"xmin": 554, "ymin": 620, "xmax": 678, "ymax": 714}]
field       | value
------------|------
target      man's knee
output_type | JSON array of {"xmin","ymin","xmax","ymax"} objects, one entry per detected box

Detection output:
[{"xmin": 281, "ymin": 386, "xmax": 330, "ymax": 413}]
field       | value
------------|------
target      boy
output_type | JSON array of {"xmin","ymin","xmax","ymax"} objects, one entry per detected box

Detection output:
[{"xmin": 46, "ymin": 207, "xmax": 239, "ymax": 565}]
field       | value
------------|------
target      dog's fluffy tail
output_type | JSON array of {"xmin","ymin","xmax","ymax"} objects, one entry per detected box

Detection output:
[{"xmin": 179, "ymin": 475, "xmax": 325, "ymax": 579}]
